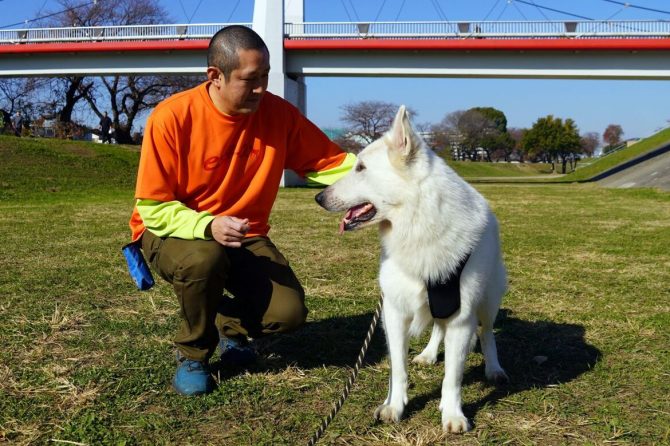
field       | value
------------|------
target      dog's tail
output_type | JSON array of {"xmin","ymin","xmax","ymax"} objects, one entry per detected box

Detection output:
[{"xmin": 408, "ymin": 308, "xmax": 432, "ymax": 338}]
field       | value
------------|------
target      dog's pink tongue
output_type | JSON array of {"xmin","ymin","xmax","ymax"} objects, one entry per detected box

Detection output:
[
  {"xmin": 339, "ymin": 208, "xmax": 354, "ymax": 235},
  {"xmin": 339, "ymin": 204, "xmax": 372, "ymax": 235}
]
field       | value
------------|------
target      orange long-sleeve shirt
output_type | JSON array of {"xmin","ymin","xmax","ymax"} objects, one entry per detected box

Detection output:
[{"xmin": 129, "ymin": 81, "xmax": 346, "ymax": 241}]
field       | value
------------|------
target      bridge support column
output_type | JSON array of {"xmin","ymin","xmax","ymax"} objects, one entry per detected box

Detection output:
[{"xmin": 253, "ymin": 0, "xmax": 307, "ymax": 186}]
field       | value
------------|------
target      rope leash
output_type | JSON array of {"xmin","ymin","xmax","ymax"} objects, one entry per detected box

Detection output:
[{"xmin": 306, "ymin": 292, "xmax": 384, "ymax": 446}]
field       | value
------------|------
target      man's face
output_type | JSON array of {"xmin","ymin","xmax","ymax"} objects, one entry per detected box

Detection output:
[{"xmin": 208, "ymin": 48, "xmax": 270, "ymax": 115}]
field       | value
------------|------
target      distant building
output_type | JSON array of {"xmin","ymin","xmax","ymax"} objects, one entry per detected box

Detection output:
[
  {"xmin": 625, "ymin": 138, "xmax": 641, "ymax": 147},
  {"xmin": 322, "ymin": 128, "xmax": 347, "ymax": 141},
  {"xmin": 31, "ymin": 119, "xmax": 57, "ymax": 138}
]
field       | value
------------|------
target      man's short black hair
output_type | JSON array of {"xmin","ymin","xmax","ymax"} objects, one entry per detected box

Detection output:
[{"xmin": 208, "ymin": 25, "xmax": 269, "ymax": 81}]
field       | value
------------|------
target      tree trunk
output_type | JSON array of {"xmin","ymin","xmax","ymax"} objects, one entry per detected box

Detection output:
[
  {"xmin": 58, "ymin": 77, "xmax": 91, "ymax": 123},
  {"xmin": 561, "ymin": 156, "xmax": 567, "ymax": 174},
  {"xmin": 114, "ymin": 125, "xmax": 133, "ymax": 144}
]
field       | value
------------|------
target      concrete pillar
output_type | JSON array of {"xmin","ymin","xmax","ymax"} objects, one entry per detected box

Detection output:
[
  {"xmin": 285, "ymin": 0, "xmax": 306, "ymax": 113},
  {"xmin": 252, "ymin": 0, "xmax": 305, "ymax": 112},
  {"xmin": 285, "ymin": 0, "xmax": 304, "ymax": 24},
  {"xmin": 252, "ymin": 0, "xmax": 284, "ymax": 98},
  {"xmin": 253, "ymin": 0, "xmax": 307, "ymax": 186}
]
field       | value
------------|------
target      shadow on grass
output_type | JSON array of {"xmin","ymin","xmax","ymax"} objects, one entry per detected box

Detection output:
[
  {"xmin": 211, "ymin": 307, "xmax": 600, "ymax": 424},
  {"xmin": 211, "ymin": 311, "xmax": 388, "ymax": 377},
  {"xmin": 404, "ymin": 308, "xmax": 602, "ymax": 423}
]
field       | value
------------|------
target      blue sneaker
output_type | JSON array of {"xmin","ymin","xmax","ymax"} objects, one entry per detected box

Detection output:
[
  {"xmin": 219, "ymin": 336, "xmax": 257, "ymax": 366},
  {"xmin": 172, "ymin": 356, "xmax": 216, "ymax": 396}
]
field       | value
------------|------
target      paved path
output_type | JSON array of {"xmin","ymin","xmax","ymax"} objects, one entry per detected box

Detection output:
[{"xmin": 598, "ymin": 150, "xmax": 670, "ymax": 191}]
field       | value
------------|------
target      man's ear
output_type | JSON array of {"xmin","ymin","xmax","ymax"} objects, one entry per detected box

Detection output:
[
  {"xmin": 207, "ymin": 67, "xmax": 222, "ymax": 85},
  {"xmin": 388, "ymin": 105, "xmax": 420, "ymax": 166}
]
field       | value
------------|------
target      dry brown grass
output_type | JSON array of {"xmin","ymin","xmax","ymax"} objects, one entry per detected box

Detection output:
[{"xmin": 1, "ymin": 166, "xmax": 668, "ymax": 444}]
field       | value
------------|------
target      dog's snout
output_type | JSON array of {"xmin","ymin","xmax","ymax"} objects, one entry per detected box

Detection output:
[{"xmin": 315, "ymin": 190, "xmax": 326, "ymax": 207}]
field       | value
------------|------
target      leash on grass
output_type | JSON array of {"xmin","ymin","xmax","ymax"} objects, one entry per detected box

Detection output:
[{"xmin": 306, "ymin": 292, "xmax": 384, "ymax": 446}]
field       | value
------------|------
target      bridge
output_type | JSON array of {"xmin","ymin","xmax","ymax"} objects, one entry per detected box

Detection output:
[
  {"xmin": 2, "ymin": 20, "xmax": 670, "ymax": 82},
  {"xmin": 2, "ymin": 0, "xmax": 670, "ymax": 110},
  {"xmin": 2, "ymin": 0, "xmax": 668, "ymax": 187}
]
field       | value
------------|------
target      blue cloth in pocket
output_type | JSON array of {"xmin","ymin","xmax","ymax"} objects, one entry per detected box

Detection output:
[{"xmin": 122, "ymin": 242, "xmax": 155, "ymax": 291}]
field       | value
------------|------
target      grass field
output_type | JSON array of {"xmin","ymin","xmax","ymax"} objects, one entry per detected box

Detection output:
[
  {"xmin": 1, "ymin": 136, "xmax": 669, "ymax": 445},
  {"xmin": 446, "ymin": 159, "xmax": 554, "ymax": 178}
]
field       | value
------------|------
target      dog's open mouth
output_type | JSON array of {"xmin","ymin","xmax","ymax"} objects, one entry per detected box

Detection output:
[{"xmin": 339, "ymin": 203, "xmax": 377, "ymax": 234}]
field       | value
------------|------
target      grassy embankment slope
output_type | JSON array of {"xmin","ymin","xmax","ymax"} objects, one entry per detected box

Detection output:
[
  {"xmin": 442, "ymin": 126, "xmax": 670, "ymax": 182},
  {"xmin": 561, "ymin": 126, "xmax": 670, "ymax": 182},
  {"xmin": 1, "ymin": 135, "xmax": 668, "ymax": 445}
]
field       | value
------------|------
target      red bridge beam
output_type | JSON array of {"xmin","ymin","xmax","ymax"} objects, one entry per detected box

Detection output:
[
  {"xmin": 2, "ymin": 38, "xmax": 670, "ymax": 55},
  {"xmin": 284, "ymin": 38, "xmax": 670, "ymax": 52},
  {"xmin": 0, "ymin": 40, "xmax": 209, "ymax": 54}
]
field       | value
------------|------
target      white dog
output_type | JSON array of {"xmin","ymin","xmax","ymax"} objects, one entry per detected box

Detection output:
[{"xmin": 315, "ymin": 106, "xmax": 508, "ymax": 433}]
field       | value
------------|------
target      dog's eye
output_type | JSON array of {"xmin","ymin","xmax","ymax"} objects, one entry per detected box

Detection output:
[{"xmin": 355, "ymin": 162, "xmax": 366, "ymax": 172}]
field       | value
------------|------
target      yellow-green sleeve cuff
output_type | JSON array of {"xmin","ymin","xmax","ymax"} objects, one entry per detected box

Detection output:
[
  {"xmin": 305, "ymin": 152, "xmax": 356, "ymax": 187},
  {"xmin": 136, "ymin": 199, "xmax": 215, "ymax": 240}
]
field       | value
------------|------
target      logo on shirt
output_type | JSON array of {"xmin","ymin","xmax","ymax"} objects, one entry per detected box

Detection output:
[
  {"xmin": 204, "ymin": 156, "xmax": 222, "ymax": 171},
  {"xmin": 204, "ymin": 143, "xmax": 260, "ymax": 171}
]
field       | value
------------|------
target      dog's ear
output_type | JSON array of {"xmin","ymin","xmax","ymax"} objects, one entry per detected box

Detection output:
[{"xmin": 388, "ymin": 105, "xmax": 420, "ymax": 167}]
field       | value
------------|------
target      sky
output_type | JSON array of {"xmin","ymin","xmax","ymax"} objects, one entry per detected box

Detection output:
[{"xmin": 2, "ymin": 0, "xmax": 670, "ymax": 140}]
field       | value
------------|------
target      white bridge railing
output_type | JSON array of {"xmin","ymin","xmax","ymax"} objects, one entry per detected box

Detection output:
[
  {"xmin": 1, "ymin": 20, "xmax": 669, "ymax": 45},
  {"xmin": 0, "ymin": 23, "xmax": 249, "ymax": 44},
  {"xmin": 285, "ymin": 20, "xmax": 670, "ymax": 39}
]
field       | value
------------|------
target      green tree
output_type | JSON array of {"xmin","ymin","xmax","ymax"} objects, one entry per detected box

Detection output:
[
  {"xmin": 506, "ymin": 127, "xmax": 527, "ymax": 162},
  {"xmin": 458, "ymin": 107, "xmax": 513, "ymax": 161},
  {"xmin": 521, "ymin": 115, "xmax": 582, "ymax": 173},
  {"xmin": 557, "ymin": 118, "xmax": 582, "ymax": 173}
]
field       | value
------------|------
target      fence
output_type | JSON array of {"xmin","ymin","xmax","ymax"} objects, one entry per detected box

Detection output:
[
  {"xmin": 1, "ymin": 20, "xmax": 669, "ymax": 45},
  {"xmin": 0, "ymin": 23, "xmax": 248, "ymax": 44},
  {"xmin": 285, "ymin": 20, "xmax": 670, "ymax": 39}
]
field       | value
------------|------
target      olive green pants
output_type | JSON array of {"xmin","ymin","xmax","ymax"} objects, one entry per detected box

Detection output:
[{"xmin": 141, "ymin": 230, "xmax": 307, "ymax": 362}]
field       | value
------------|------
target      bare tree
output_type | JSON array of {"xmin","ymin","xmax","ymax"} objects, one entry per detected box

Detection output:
[
  {"xmin": 41, "ymin": 0, "xmax": 184, "ymax": 141},
  {"xmin": 431, "ymin": 110, "xmax": 465, "ymax": 157},
  {"xmin": 340, "ymin": 101, "xmax": 416, "ymax": 145},
  {"xmin": 580, "ymin": 132, "xmax": 600, "ymax": 158},
  {"xmin": 603, "ymin": 124, "xmax": 624, "ymax": 153},
  {"xmin": 0, "ymin": 79, "xmax": 33, "ymax": 115},
  {"xmin": 47, "ymin": 77, "xmax": 95, "ymax": 124},
  {"xmin": 332, "ymin": 133, "xmax": 365, "ymax": 154},
  {"xmin": 51, "ymin": 0, "xmax": 168, "ymax": 27},
  {"xmin": 84, "ymin": 75, "xmax": 202, "ymax": 144},
  {"xmin": 0, "ymin": 78, "xmax": 48, "ymax": 134},
  {"xmin": 39, "ymin": 1, "xmax": 116, "ymax": 126}
]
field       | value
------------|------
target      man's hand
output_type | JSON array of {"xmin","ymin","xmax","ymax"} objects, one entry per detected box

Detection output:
[{"xmin": 209, "ymin": 216, "xmax": 250, "ymax": 247}]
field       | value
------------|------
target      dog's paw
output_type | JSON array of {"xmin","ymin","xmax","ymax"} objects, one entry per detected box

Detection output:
[
  {"xmin": 485, "ymin": 367, "xmax": 509, "ymax": 385},
  {"xmin": 442, "ymin": 414, "xmax": 471, "ymax": 433},
  {"xmin": 374, "ymin": 404, "xmax": 402, "ymax": 423},
  {"xmin": 412, "ymin": 352, "xmax": 437, "ymax": 366}
]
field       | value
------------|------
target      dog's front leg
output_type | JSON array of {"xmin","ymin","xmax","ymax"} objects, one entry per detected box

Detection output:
[
  {"xmin": 440, "ymin": 315, "xmax": 477, "ymax": 433},
  {"xmin": 374, "ymin": 301, "xmax": 411, "ymax": 423}
]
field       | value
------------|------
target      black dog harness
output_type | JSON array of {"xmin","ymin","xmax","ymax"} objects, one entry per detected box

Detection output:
[{"xmin": 426, "ymin": 253, "xmax": 470, "ymax": 319}]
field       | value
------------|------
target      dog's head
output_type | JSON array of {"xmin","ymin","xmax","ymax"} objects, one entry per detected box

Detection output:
[{"xmin": 315, "ymin": 105, "xmax": 427, "ymax": 234}]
